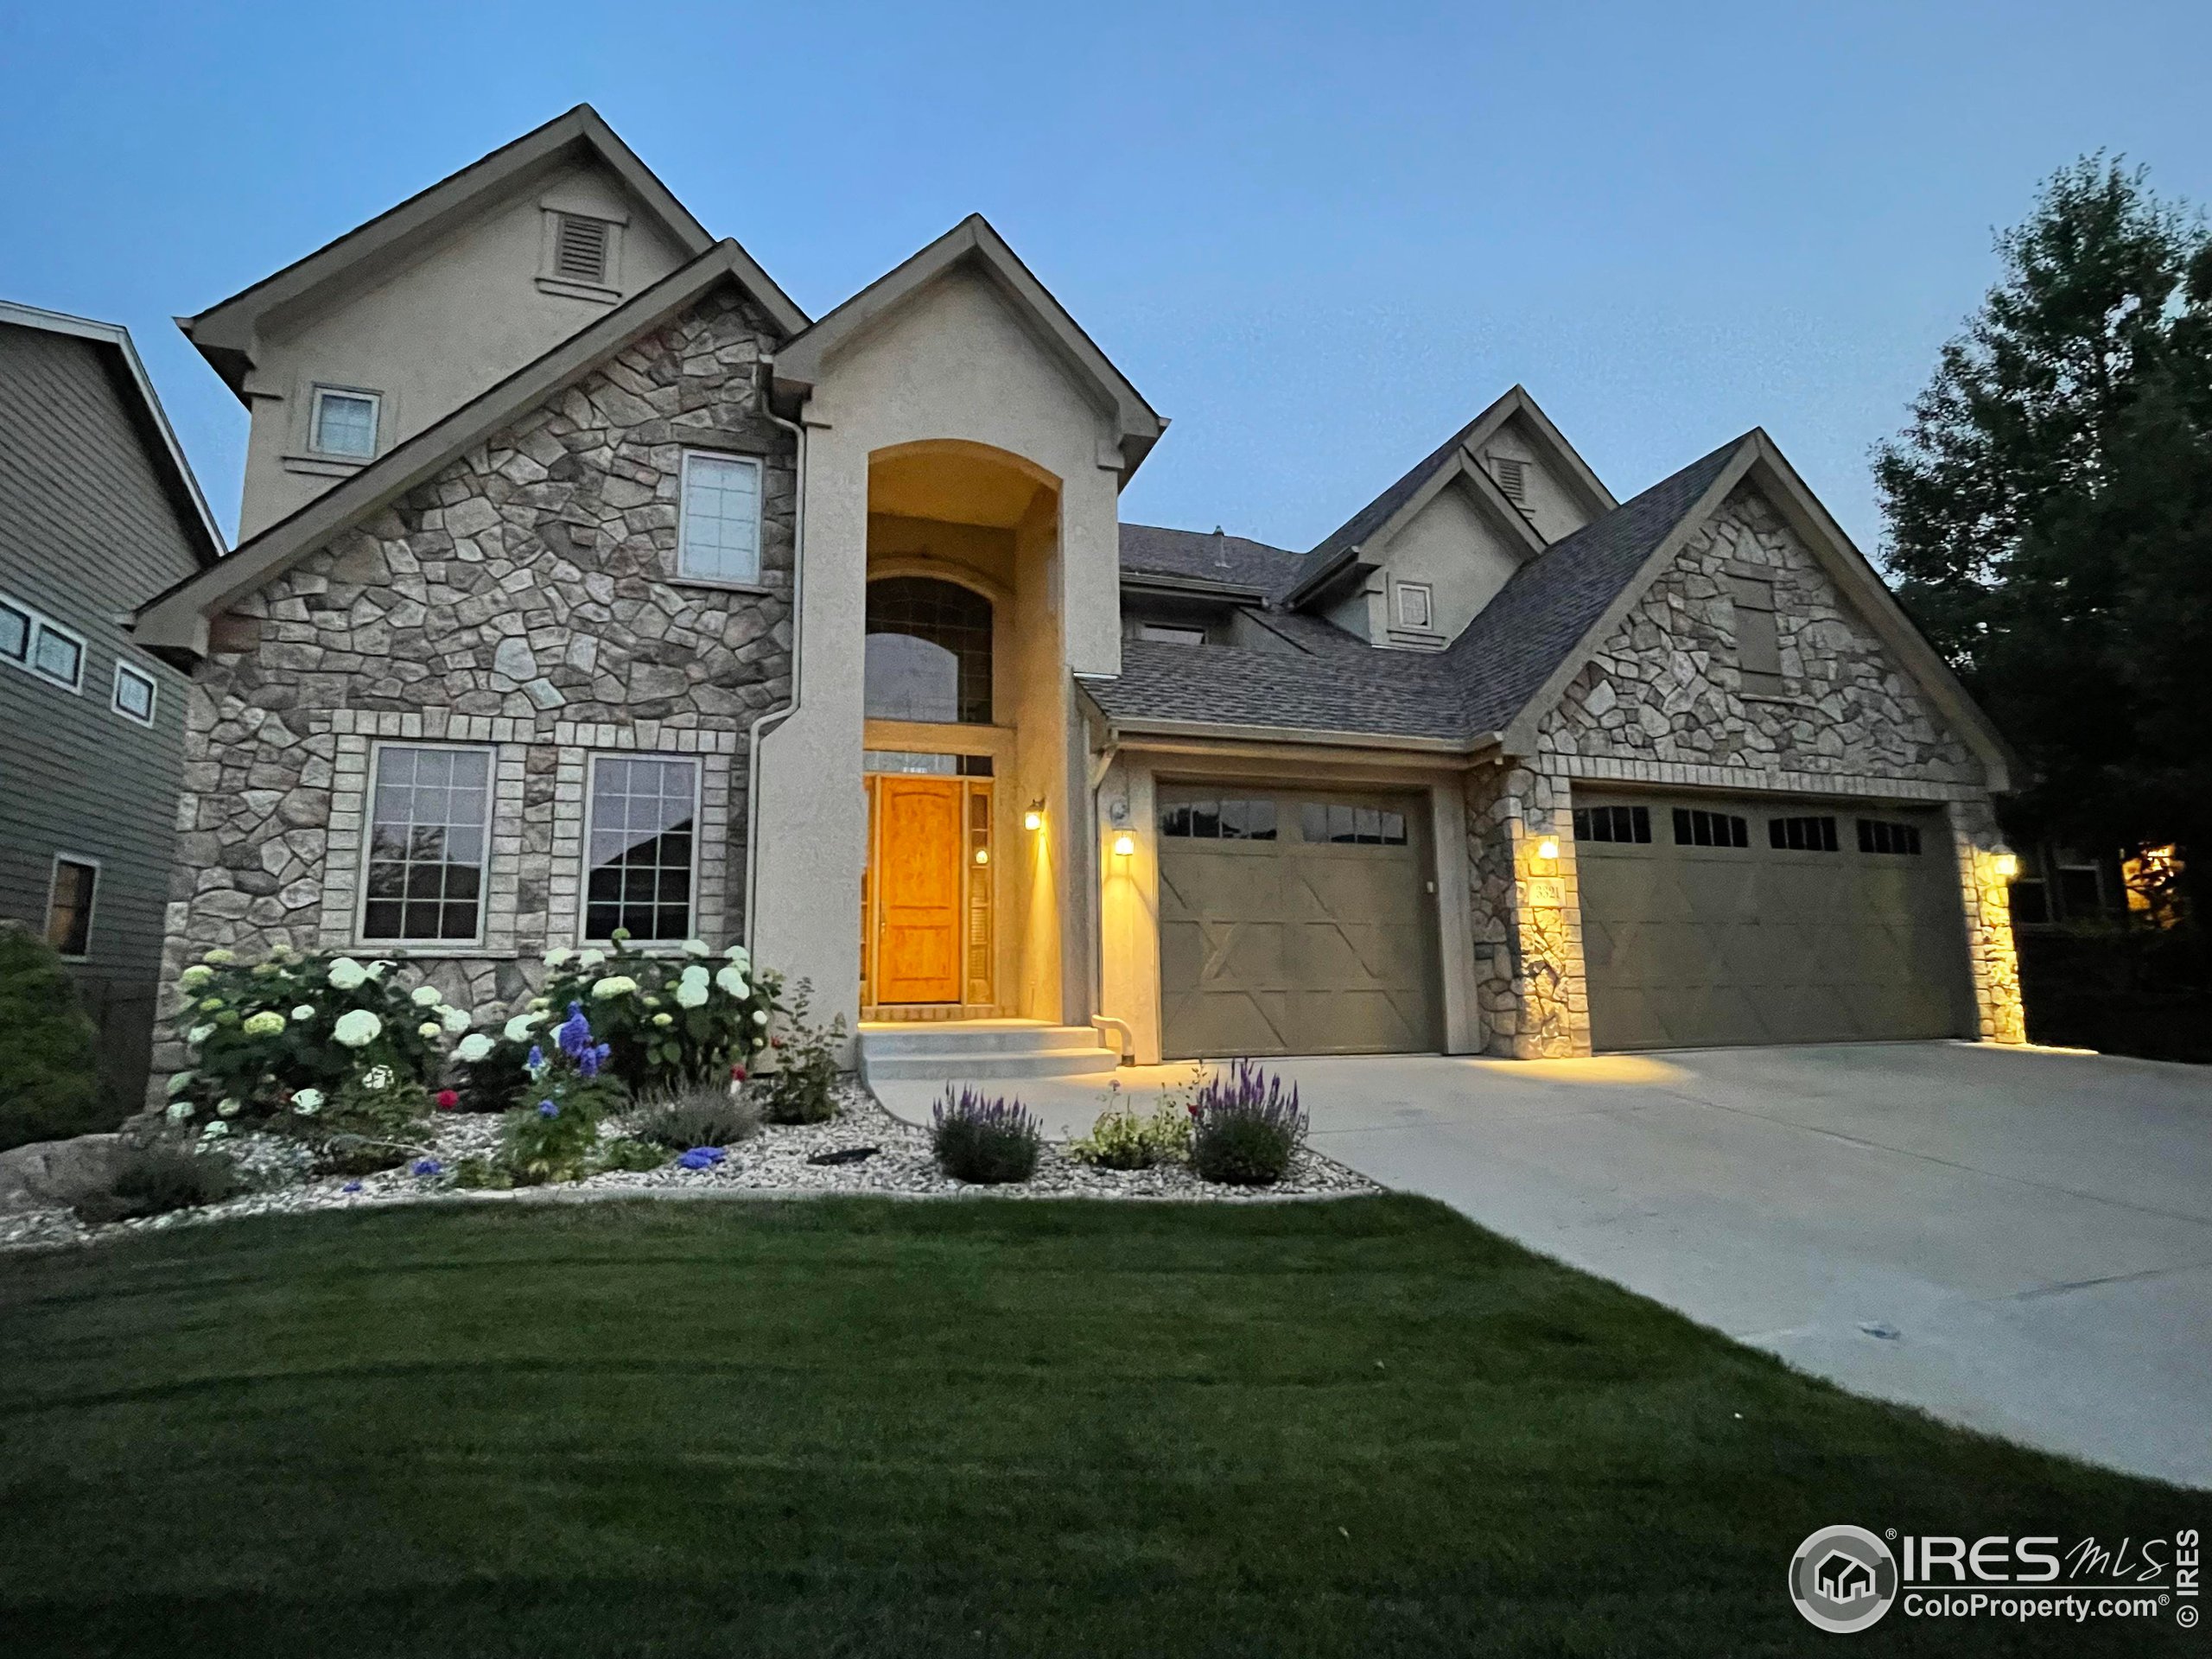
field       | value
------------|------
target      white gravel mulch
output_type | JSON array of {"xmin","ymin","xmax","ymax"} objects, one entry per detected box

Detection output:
[{"xmin": 0, "ymin": 1086, "xmax": 1381, "ymax": 1255}]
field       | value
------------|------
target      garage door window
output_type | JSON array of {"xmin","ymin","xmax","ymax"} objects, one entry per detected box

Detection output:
[
  {"xmin": 1858, "ymin": 818, "xmax": 1924, "ymax": 855},
  {"xmin": 1768, "ymin": 815, "xmax": 1839, "ymax": 852},
  {"xmin": 1672, "ymin": 807, "xmax": 1749, "ymax": 849},
  {"xmin": 1300, "ymin": 803, "xmax": 1408, "ymax": 846},
  {"xmin": 1161, "ymin": 798, "xmax": 1278, "ymax": 841},
  {"xmin": 1573, "ymin": 804, "xmax": 1650, "ymax": 843}
]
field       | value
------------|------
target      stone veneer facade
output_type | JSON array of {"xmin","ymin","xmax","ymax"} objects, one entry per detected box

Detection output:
[
  {"xmin": 150, "ymin": 289, "xmax": 796, "ymax": 1096},
  {"xmin": 1467, "ymin": 483, "xmax": 2025, "ymax": 1058}
]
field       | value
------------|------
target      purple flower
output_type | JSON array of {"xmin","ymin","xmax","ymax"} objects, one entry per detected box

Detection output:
[
  {"xmin": 577, "ymin": 1040, "xmax": 613, "ymax": 1079},
  {"xmin": 526, "ymin": 1045, "xmax": 544, "ymax": 1071},
  {"xmin": 412, "ymin": 1158, "xmax": 442, "ymax": 1177},
  {"xmin": 537, "ymin": 1099, "xmax": 558, "ymax": 1118},
  {"xmin": 555, "ymin": 1001, "xmax": 593, "ymax": 1059}
]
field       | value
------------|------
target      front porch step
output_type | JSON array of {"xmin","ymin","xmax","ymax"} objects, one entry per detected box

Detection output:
[{"xmin": 856, "ymin": 1020, "xmax": 1120, "ymax": 1085}]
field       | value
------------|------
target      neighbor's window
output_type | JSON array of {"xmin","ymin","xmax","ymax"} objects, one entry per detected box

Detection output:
[
  {"xmin": 676, "ymin": 451, "xmax": 763, "ymax": 584},
  {"xmin": 1672, "ymin": 807, "xmax": 1749, "ymax": 849},
  {"xmin": 111, "ymin": 661, "xmax": 156, "ymax": 725},
  {"xmin": 1138, "ymin": 622, "xmax": 1207, "ymax": 645},
  {"xmin": 1573, "ymin": 804, "xmax": 1650, "ymax": 844},
  {"xmin": 46, "ymin": 857, "xmax": 97, "ymax": 957},
  {"xmin": 29, "ymin": 619, "xmax": 84, "ymax": 690},
  {"xmin": 0, "ymin": 598, "xmax": 29, "ymax": 663},
  {"xmin": 362, "ymin": 745, "xmax": 492, "ymax": 942},
  {"xmin": 1769, "ymin": 815, "xmax": 1838, "ymax": 852},
  {"xmin": 1857, "ymin": 818, "xmax": 1923, "ymax": 856},
  {"xmin": 1395, "ymin": 582, "xmax": 1434, "ymax": 631},
  {"xmin": 309, "ymin": 387, "xmax": 380, "ymax": 459},
  {"xmin": 1300, "ymin": 802, "xmax": 1409, "ymax": 846},
  {"xmin": 865, "ymin": 577, "xmax": 993, "ymax": 724},
  {"xmin": 585, "ymin": 755, "xmax": 699, "ymax": 942},
  {"xmin": 1160, "ymin": 798, "xmax": 1278, "ymax": 841}
]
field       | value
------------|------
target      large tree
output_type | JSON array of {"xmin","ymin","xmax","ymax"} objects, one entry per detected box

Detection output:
[{"xmin": 1876, "ymin": 157, "xmax": 2212, "ymax": 913}]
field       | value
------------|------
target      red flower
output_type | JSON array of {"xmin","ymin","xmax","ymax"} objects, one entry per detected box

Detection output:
[
  {"xmin": 435, "ymin": 1089, "xmax": 460, "ymax": 1111},
  {"xmin": 729, "ymin": 1063, "xmax": 748, "ymax": 1083}
]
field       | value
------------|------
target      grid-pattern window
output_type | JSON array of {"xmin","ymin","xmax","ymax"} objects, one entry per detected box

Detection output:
[
  {"xmin": 1769, "ymin": 815, "xmax": 1839, "ymax": 852},
  {"xmin": 1395, "ymin": 582, "xmax": 1433, "ymax": 630},
  {"xmin": 865, "ymin": 577, "xmax": 993, "ymax": 724},
  {"xmin": 1160, "ymin": 798, "xmax": 1278, "ymax": 840},
  {"xmin": 1857, "ymin": 818, "xmax": 1923, "ymax": 856},
  {"xmin": 112, "ymin": 662, "xmax": 156, "ymax": 725},
  {"xmin": 310, "ymin": 388, "xmax": 379, "ymax": 459},
  {"xmin": 1300, "ymin": 803, "xmax": 1409, "ymax": 845},
  {"xmin": 585, "ymin": 756, "xmax": 698, "ymax": 942},
  {"xmin": 677, "ymin": 452, "xmax": 763, "ymax": 583},
  {"xmin": 362, "ymin": 746, "xmax": 491, "ymax": 941},
  {"xmin": 861, "ymin": 750, "xmax": 993, "ymax": 776},
  {"xmin": 46, "ymin": 859, "xmax": 96, "ymax": 957},
  {"xmin": 1672, "ymin": 807, "xmax": 1749, "ymax": 849},
  {"xmin": 0, "ymin": 599, "xmax": 28, "ymax": 662},
  {"xmin": 1573, "ymin": 804, "xmax": 1651, "ymax": 844}
]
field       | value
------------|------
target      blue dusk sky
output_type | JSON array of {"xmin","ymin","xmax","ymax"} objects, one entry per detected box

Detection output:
[{"xmin": 3, "ymin": 1, "xmax": 2208, "ymax": 555}]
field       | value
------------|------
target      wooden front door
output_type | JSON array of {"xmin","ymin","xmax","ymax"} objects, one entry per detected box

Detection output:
[{"xmin": 874, "ymin": 776, "xmax": 965, "ymax": 1003}]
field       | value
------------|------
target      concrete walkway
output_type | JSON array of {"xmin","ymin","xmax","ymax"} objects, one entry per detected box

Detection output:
[{"xmin": 874, "ymin": 1041, "xmax": 2212, "ymax": 1488}]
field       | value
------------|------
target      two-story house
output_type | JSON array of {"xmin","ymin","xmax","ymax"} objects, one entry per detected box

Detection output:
[
  {"xmin": 130, "ymin": 106, "xmax": 2026, "ymax": 1092},
  {"xmin": 1, "ymin": 302, "xmax": 224, "ymax": 1108}
]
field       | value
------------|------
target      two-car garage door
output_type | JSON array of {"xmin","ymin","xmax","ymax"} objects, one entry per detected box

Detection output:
[{"xmin": 1573, "ymin": 789, "xmax": 1975, "ymax": 1051}]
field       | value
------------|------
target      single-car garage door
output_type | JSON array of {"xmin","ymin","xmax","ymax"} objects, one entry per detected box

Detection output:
[
  {"xmin": 1158, "ymin": 785, "xmax": 1440, "ymax": 1059},
  {"xmin": 1573, "ymin": 790, "xmax": 1974, "ymax": 1051}
]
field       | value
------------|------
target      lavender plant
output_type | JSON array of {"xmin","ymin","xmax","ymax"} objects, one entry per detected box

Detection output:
[
  {"xmin": 1188, "ymin": 1060, "xmax": 1307, "ymax": 1185},
  {"xmin": 931, "ymin": 1087, "xmax": 1043, "ymax": 1184}
]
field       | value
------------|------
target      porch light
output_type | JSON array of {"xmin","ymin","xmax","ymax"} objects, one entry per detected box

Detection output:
[
  {"xmin": 1993, "ymin": 852, "xmax": 2019, "ymax": 880},
  {"xmin": 974, "ymin": 847, "xmax": 990, "ymax": 866},
  {"xmin": 1535, "ymin": 836, "xmax": 1560, "ymax": 862},
  {"xmin": 1024, "ymin": 799, "xmax": 1045, "ymax": 832},
  {"xmin": 1111, "ymin": 831, "xmax": 1135, "ymax": 858}
]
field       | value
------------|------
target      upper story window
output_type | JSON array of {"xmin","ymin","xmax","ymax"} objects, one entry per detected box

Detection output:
[
  {"xmin": 1, "ymin": 591, "xmax": 85, "ymax": 691},
  {"xmin": 47, "ymin": 857, "xmax": 98, "ymax": 959},
  {"xmin": 361, "ymin": 744, "xmax": 493, "ymax": 943},
  {"xmin": 111, "ymin": 661, "xmax": 157, "ymax": 726},
  {"xmin": 677, "ymin": 452, "xmax": 763, "ymax": 585},
  {"xmin": 309, "ymin": 386, "xmax": 380, "ymax": 460},
  {"xmin": 1395, "ymin": 582, "xmax": 1434, "ymax": 631},
  {"xmin": 1138, "ymin": 622, "xmax": 1206, "ymax": 646},
  {"xmin": 866, "ymin": 577, "xmax": 993, "ymax": 725}
]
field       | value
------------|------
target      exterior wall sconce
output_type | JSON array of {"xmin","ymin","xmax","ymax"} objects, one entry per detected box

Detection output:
[
  {"xmin": 973, "ymin": 847, "xmax": 989, "ymax": 866},
  {"xmin": 1111, "ymin": 831, "xmax": 1135, "ymax": 858},
  {"xmin": 1993, "ymin": 852, "xmax": 2019, "ymax": 880},
  {"xmin": 1535, "ymin": 836, "xmax": 1560, "ymax": 862},
  {"xmin": 1023, "ymin": 800, "xmax": 1045, "ymax": 832}
]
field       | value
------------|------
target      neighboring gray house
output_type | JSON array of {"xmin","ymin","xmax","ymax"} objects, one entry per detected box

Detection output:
[{"xmin": 0, "ymin": 302, "xmax": 225, "ymax": 1103}]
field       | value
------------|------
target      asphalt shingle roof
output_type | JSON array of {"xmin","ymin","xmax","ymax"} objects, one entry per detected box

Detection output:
[
  {"xmin": 1088, "ymin": 436, "xmax": 1748, "ymax": 744},
  {"xmin": 1117, "ymin": 523, "xmax": 1302, "ymax": 594}
]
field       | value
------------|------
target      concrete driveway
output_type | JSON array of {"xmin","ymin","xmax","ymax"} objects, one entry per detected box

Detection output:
[{"xmin": 875, "ymin": 1041, "xmax": 2212, "ymax": 1487}]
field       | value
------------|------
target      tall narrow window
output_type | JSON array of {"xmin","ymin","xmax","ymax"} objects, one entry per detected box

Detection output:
[
  {"xmin": 362, "ymin": 746, "xmax": 492, "ymax": 942},
  {"xmin": 585, "ymin": 755, "xmax": 698, "ymax": 942},
  {"xmin": 677, "ymin": 452, "xmax": 763, "ymax": 584},
  {"xmin": 310, "ymin": 387, "xmax": 380, "ymax": 459},
  {"xmin": 47, "ymin": 858, "xmax": 97, "ymax": 957},
  {"xmin": 1729, "ymin": 575, "xmax": 1784, "ymax": 695},
  {"xmin": 865, "ymin": 577, "xmax": 993, "ymax": 724}
]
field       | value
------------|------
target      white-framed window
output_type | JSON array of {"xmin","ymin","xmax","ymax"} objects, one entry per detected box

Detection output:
[
  {"xmin": 308, "ymin": 385, "xmax": 381, "ymax": 460},
  {"xmin": 111, "ymin": 660, "xmax": 157, "ymax": 725},
  {"xmin": 583, "ymin": 753, "xmax": 701, "ymax": 944},
  {"xmin": 359, "ymin": 742, "xmax": 494, "ymax": 944},
  {"xmin": 1395, "ymin": 582, "xmax": 1433, "ymax": 631},
  {"xmin": 46, "ymin": 855, "xmax": 99, "ymax": 959},
  {"xmin": 0, "ymin": 592, "xmax": 86, "ymax": 690},
  {"xmin": 0, "ymin": 597, "xmax": 29, "ymax": 664},
  {"xmin": 676, "ymin": 451, "xmax": 763, "ymax": 584},
  {"xmin": 1138, "ymin": 623, "xmax": 1207, "ymax": 646}
]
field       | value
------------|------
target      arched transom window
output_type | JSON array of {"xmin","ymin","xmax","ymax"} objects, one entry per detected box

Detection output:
[{"xmin": 865, "ymin": 577, "xmax": 992, "ymax": 725}]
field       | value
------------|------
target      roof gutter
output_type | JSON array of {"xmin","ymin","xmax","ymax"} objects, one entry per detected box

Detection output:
[{"xmin": 1092, "ymin": 707, "xmax": 1504, "ymax": 762}]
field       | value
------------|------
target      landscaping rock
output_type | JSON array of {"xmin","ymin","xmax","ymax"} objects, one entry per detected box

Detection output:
[{"xmin": 0, "ymin": 1133, "xmax": 125, "ymax": 1216}]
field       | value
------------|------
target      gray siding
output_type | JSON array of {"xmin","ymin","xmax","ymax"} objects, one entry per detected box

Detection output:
[{"xmin": 0, "ymin": 323, "xmax": 204, "ymax": 1106}]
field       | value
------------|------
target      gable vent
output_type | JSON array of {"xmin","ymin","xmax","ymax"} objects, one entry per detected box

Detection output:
[
  {"xmin": 553, "ymin": 214, "xmax": 612, "ymax": 285},
  {"xmin": 1490, "ymin": 454, "xmax": 1528, "ymax": 503}
]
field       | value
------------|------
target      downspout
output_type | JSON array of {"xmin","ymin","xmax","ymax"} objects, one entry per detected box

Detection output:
[
  {"xmin": 1085, "ymin": 728, "xmax": 1133, "ymax": 1062},
  {"xmin": 742, "ymin": 362, "xmax": 805, "ymax": 948}
]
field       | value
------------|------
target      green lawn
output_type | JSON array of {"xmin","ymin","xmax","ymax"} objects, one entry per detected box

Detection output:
[{"xmin": 0, "ymin": 1197, "xmax": 2193, "ymax": 1656}]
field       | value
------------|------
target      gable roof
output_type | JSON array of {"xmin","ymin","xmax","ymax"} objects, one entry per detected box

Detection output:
[
  {"xmin": 772, "ymin": 214, "xmax": 1166, "ymax": 480},
  {"xmin": 0, "ymin": 299, "xmax": 225, "ymax": 567},
  {"xmin": 131, "ymin": 241, "xmax": 783, "ymax": 656},
  {"xmin": 179, "ymin": 105, "xmax": 804, "ymax": 398},
  {"xmin": 1281, "ymin": 385, "xmax": 1615, "ymax": 609}
]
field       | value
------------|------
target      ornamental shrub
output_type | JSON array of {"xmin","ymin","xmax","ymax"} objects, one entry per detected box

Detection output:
[
  {"xmin": 1188, "ymin": 1060, "xmax": 1306, "ymax": 1186},
  {"xmin": 931, "ymin": 1087, "xmax": 1042, "ymax": 1185},
  {"xmin": 1068, "ymin": 1091, "xmax": 1191, "ymax": 1170},
  {"xmin": 0, "ymin": 925, "xmax": 111, "ymax": 1152},
  {"xmin": 166, "ymin": 947, "xmax": 460, "ymax": 1126},
  {"xmin": 532, "ymin": 935, "xmax": 779, "ymax": 1096},
  {"xmin": 73, "ymin": 1142, "xmax": 240, "ymax": 1224},
  {"xmin": 753, "ymin": 980, "xmax": 844, "ymax": 1124},
  {"xmin": 628, "ymin": 1084, "xmax": 760, "ymax": 1151}
]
